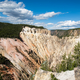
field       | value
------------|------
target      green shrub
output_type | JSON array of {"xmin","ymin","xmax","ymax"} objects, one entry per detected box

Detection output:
[
  {"xmin": 56, "ymin": 53, "xmax": 74, "ymax": 72},
  {"xmin": 51, "ymin": 73, "xmax": 58, "ymax": 80},
  {"xmin": 73, "ymin": 42, "xmax": 80, "ymax": 66}
]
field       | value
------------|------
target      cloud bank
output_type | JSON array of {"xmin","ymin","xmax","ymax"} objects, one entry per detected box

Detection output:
[
  {"xmin": 33, "ymin": 12, "xmax": 61, "ymax": 20},
  {"xmin": 0, "ymin": 0, "xmax": 33, "ymax": 20},
  {"xmin": 34, "ymin": 20, "xmax": 80, "ymax": 30},
  {"xmin": 0, "ymin": 0, "xmax": 61, "ymax": 24}
]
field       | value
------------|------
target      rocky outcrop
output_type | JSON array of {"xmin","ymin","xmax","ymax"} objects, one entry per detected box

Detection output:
[
  {"xmin": 34, "ymin": 69, "xmax": 53, "ymax": 80},
  {"xmin": 34, "ymin": 69, "xmax": 75, "ymax": 80},
  {"xmin": 0, "ymin": 64, "xmax": 23, "ymax": 80},
  {"xmin": 74, "ymin": 66, "xmax": 80, "ymax": 80},
  {"xmin": 0, "ymin": 27, "xmax": 80, "ymax": 80},
  {"xmin": 20, "ymin": 27, "xmax": 80, "ymax": 68},
  {"xmin": 54, "ymin": 70, "xmax": 75, "ymax": 80},
  {"xmin": 0, "ymin": 38, "xmax": 43, "ymax": 80}
]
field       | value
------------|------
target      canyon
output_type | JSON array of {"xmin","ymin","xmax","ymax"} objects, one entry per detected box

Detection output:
[{"xmin": 0, "ymin": 26, "xmax": 80, "ymax": 80}]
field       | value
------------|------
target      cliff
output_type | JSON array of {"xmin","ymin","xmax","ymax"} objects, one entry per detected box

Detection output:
[
  {"xmin": 20, "ymin": 27, "xmax": 80, "ymax": 68},
  {"xmin": 0, "ymin": 26, "xmax": 80, "ymax": 80},
  {"xmin": 0, "ymin": 38, "xmax": 42, "ymax": 80},
  {"xmin": 51, "ymin": 28, "xmax": 80, "ymax": 38}
]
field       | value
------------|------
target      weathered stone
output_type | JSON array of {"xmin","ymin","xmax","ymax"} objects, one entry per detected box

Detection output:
[
  {"xmin": 34, "ymin": 69, "xmax": 75, "ymax": 80},
  {"xmin": 34, "ymin": 68, "xmax": 52, "ymax": 80},
  {"xmin": 0, "ymin": 38, "xmax": 42, "ymax": 80},
  {"xmin": 20, "ymin": 27, "xmax": 80, "ymax": 68},
  {"xmin": 74, "ymin": 66, "xmax": 80, "ymax": 80},
  {"xmin": 54, "ymin": 70, "xmax": 75, "ymax": 80},
  {"xmin": 0, "ymin": 27, "xmax": 80, "ymax": 80}
]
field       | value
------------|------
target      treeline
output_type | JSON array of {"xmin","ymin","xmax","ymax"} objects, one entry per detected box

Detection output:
[{"xmin": 0, "ymin": 22, "xmax": 44, "ymax": 38}]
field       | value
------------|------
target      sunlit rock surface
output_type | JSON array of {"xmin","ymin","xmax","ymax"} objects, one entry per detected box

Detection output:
[
  {"xmin": 74, "ymin": 66, "xmax": 80, "ymax": 80},
  {"xmin": 34, "ymin": 69, "xmax": 75, "ymax": 80},
  {"xmin": 0, "ymin": 38, "xmax": 42, "ymax": 80},
  {"xmin": 20, "ymin": 27, "xmax": 80, "ymax": 68},
  {"xmin": 0, "ymin": 27, "xmax": 80, "ymax": 80},
  {"xmin": 34, "ymin": 69, "xmax": 52, "ymax": 80}
]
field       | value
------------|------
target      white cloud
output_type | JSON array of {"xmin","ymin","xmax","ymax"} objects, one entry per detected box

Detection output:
[
  {"xmin": 0, "ymin": 0, "xmax": 33, "ymax": 20},
  {"xmin": 33, "ymin": 12, "xmax": 61, "ymax": 20},
  {"xmin": 0, "ymin": 0, "xmax": 62, "ymax": 24},
  {"xmin": 0, "ymin": 16, "xmax": 33, "ymax": 24},
  {"xmin": 57, "ymin": 20, "xmax": 80, "ymax": 27},
  {"xmin": 49, "ymin": 20, "xmax": 80, "ymax": 29},
  {"xmin": 34, "ymin": 20, "xmax": 80, "ymax": 30},
  {"xmin": 47, "ymin": 23, "xmax": 54, "ymax": 25},
  {"xmin": 34, "ymin": 22, "xmax": 47, "ymax": 27}
]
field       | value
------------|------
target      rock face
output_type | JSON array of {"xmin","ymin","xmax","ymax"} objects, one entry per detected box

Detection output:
[
  {"xmin": 54, "ymin": 70, "xmax": 75, "ymax": 80},
  {"xmin": 0, "ymin": 64, "xmax": 22, "ymax": 80},
  {"xmin": 0, "ymin": 38, "xmax": 42, "ymax": 80},
  {"xmin": 34, "ymin": 69, "xmax": 75, "ymax": 80},
  {"xmin": 34, "ymin": 69, "xmax": 52, "ymax": 80},
  {"xmin": 51, "ymin": 29, "xmax": 80, "ymax": 38},
  {"xmin": 20, "ymin": 27, "xmax": 80, "ymax": 68},
  {"xmin": 0, "ymin": 27, "xmax": 80, "ymax": 80},
  {"xmin": 74, "ymin": 66, "xmax": 80, "ymax": 80}
]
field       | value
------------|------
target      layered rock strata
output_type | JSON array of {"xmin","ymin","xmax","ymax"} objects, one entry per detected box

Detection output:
[
  {"xmin": 0, "ymin": 27, "xmax": 80, "ymax": 80},
  {"xmin": 0, "ymin": 38, "xmax": 42, "ymax": 80},
  {"xmin": 20, "ymin": 27, "xmax": 80, "ymax": 68}
]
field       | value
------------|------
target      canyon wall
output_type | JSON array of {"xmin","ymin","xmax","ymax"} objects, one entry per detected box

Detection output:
[
  {"xmin": 20, "ymin": 27, "xmax": 80, "ymax": 68},
  {"xmin": 0, "ymin": 26, "xmax": 80, "ymax": 80},
  {"xmin": 0, "ymin": 38, "xmax": 43, "ymax": 80}
]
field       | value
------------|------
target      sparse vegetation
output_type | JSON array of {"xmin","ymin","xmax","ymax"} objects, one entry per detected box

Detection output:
[
  {"xmin": 51, "ymin": 73, "xmax": 58, "ymax": 80},
  {"xmin": 41, "ymin": 58, "xmax": 52, "ymax": 71},
  {"xmin": 56, "ymin": 53, "xmax": 74, "ymax": 72},
  {"xmin": 73, "ymin": 42, "xmax": 80, "ymax": 66},
  {"xmin": 56, "ymin": 42, "xmax": 80, "ymax": 72}
]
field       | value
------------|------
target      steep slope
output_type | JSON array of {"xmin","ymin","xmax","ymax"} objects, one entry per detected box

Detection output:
[
  {"xmin": 20, "ymin": 27, "xmax": 80, "ymax": 68},
  {"xmin": 0, "ymin": 26, "xmax": 80, "ymax": 80},
  {"xmin": 0, "ymin": 38, "xmax": 43, "ymax": 80}
]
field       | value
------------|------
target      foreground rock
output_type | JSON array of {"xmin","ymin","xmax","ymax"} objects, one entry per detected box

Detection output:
[
  {"xmin": 74, "ymin": 66, "xmax": 80, "ymax": 80},
  {"xmin": 34, "ymin": 69, "xmax": 53, "ymax": 80},
  {"xmin": 0, "ymin": 38, "xmax": 42, "ymax": 80},
  {"xmin": 0, "ymin": 27, "xmax": 80, "ymax": 79},
  {"xmin": 34, "ymin": 69, "xmax": 75, "ymax": 80},
  {"xmin": 54, "ymin": 70, "xmax": 75, "ymax": 80}
]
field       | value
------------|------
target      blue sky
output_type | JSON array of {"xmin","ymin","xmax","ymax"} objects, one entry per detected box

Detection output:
[{"xmin": 0, "ymin": 0, "xmax": 80, "ymax": 30}]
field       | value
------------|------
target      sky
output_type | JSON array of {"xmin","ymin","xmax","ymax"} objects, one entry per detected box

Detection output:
[{"xmin": 0, "ymin": 0, "xmax": 80, "ymax": 30}]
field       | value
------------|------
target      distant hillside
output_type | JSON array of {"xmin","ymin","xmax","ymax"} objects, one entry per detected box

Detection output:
[
  {"xmin": 0, "ymin": 22, "xmax": 44, "ymax": 38},
  {"xmin": 51, "ymin": 28, "xmax": 80, "ymax": 38}
]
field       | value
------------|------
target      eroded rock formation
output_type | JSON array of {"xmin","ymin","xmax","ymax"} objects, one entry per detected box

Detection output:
[
  {"xmin": 20, "ymin": 27, "xmax": 80, "ymax": 68},
  {"xmin": 0, "ymin": 38, "xmax": 43, "ymax": 80},
  {"xmin": 0, "ymin": 26, "xmax": 80, "ymax": 80},
  {"xmin": 34, "ymin": 69, "xmax": 75, "ymax": 80}
]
